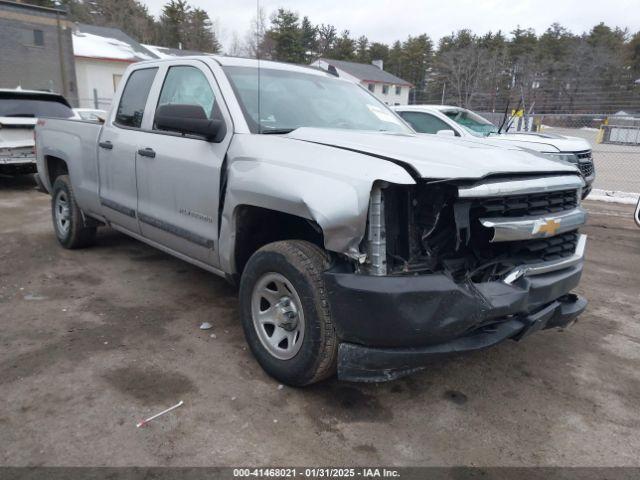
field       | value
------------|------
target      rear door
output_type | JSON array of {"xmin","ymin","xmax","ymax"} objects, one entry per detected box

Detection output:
[
  {"xmin": 97, "ymin": 67, "xmax": 158, "ymax": 234},
  {"xmin": 135, "ymin": 60, "xmax": 233, "ymax": 266}
]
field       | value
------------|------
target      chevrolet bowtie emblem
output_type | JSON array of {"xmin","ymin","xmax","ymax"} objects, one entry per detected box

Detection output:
[{"xmin": 535, "ymin": 218, "xmax": 561, "ymax": 236}]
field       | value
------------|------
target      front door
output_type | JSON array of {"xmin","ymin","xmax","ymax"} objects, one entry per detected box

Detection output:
[
  {"xmin": 135, "ymin": 61, "xmax": 232, "ymax": 266},
  {"xmin": 98, "ymin": 67, "xmax": 159, "ymax": 234}
]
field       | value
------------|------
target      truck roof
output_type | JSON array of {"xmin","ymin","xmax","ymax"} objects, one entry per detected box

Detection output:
[
  {"xmin": 134, "ymin": 55, "xmax": 332, "ymax": 78},
  {"xmin": 395, "ymin": 105, "xmax": 461, "ymax": 112}
]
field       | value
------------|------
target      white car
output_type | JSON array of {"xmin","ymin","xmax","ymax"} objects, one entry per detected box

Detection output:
[
  {"xmin": 0, "ymin": 88, "xmax": 76, "ymax": 176},
  {"xmin": 393, "ymin": 105, "xmax": 595, "ymax": 196}
]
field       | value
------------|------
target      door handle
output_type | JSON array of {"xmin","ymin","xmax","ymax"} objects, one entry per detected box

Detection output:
[
  {"xmin": 98, "ymin": 141, "xmax": 113, "ymax": 150},
  {"xmin": 137, "ymin": 148, "xmax": 156, "ymax": 158}
]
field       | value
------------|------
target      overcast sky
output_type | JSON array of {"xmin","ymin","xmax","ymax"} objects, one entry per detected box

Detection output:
[{"xmin": 143, "ymin": 0, "xmax": 640, "ymax": 51}]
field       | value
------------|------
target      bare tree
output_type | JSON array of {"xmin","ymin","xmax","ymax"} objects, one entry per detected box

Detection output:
[
  {"xmin": 243, "ymin": 6, "xmax": 268, "ymax": 58},
  {"xmin": 227, "ymin": 31, "xmax": 245, "ymax": 57},
  {"xmin": 438, "ymin": 43, "xmax": 488, "ymax": 107}
]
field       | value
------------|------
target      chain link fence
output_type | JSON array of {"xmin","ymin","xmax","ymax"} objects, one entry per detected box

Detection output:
[
  {"xmin": 479, "ymin": 112, "xmax": 640, "ymax": 195},
  {"xmin": 77, "ymin": 97, "xmax": 112, "ymax": 110},
  {"xmin": 71, "ymin": 93, "xmax": 640, "ymax": 196}
]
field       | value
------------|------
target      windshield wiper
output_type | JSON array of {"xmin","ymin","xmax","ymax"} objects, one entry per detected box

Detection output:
[{"xmin": 260, "ymin": 128, "xmax": 296, "ymax": 134}]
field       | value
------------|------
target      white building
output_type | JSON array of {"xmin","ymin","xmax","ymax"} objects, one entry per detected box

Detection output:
[
  {"xmin": 72, "ymin": 24, "xmax": 157, "ymax": 109},
  {"xmin": 310, "ymin": 58, "xmax": 412, "ymax": 105}
]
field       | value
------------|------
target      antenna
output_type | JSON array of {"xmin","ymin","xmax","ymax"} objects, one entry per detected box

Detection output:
[
  {"xmin": 257, "ymin": 0, "xmax": 261, "ymax": 134},
  {"xmin": 497, "ymin": 101, "xmax": 510, "ymax": 134}
]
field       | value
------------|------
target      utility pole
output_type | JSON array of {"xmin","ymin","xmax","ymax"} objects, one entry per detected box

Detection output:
[
  {"xmin": 55, "ymin": 9, "xmax": 68, "ymax": 99},
  {"xmin": 441, "ymin": 82, "xmax": 446, "ymax": 105}
]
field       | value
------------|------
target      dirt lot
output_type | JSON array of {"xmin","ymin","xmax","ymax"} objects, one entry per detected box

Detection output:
[{"xmin": 1, "ymin": 175, "xmax": 639, "ymax": 467}]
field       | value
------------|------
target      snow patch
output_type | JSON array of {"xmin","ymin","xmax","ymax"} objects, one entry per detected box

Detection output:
[
  {"xmin": 142, "ymin": 44, "xmax": 172, "ymax": 59},
  {"xmin": 588, "ymin": 189, "xmax": 639, "ymax": 205},
  {"xmin": 73, "ymin": 31, "xmax": 153, "ymax": 61}
]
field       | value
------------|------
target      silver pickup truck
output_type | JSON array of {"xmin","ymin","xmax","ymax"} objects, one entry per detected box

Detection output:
[{"xmin": 35, "ymin": 56, "xmax": 588, "ymax": 385}]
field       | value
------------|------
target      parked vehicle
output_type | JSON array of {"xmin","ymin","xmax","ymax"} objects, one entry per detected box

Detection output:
[
  {"xmin": 35, "ymin": 57, "xmax": 588, "ymax": 385},
  {"xmin": 0, "ymin": 89, "xmax": 75, "ymax": 176},
  {"xmin": 393, "ymin": 105, "xmax": 595, "ymax": 197},
  {"xmin": 73, "ymin": 108, "xmax": 107, "ymax": 122}
]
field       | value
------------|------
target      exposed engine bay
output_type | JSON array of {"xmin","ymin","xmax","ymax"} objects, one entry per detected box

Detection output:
[{"xmin": 362, "ymin": 178, "xmax": 582, "ymax": 283}]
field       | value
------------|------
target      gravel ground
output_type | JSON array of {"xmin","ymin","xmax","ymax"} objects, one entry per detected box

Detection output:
[{"xmin": 1, "ymin": 175, "xmax": 639, "ymax": 467}]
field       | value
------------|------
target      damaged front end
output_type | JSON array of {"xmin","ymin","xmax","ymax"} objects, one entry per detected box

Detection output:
[{"xmin": 325, "ymin": 175, "xmax": 588, "ymax": 382}]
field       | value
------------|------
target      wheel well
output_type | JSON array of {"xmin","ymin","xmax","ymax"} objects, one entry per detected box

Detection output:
[
  {"xmin": 45, "ymin": 156, "xmax": 68, "ymax": 185},
  {"xmin": 234, "ymin": 205, "xmax": 324, "ymax": 276}
]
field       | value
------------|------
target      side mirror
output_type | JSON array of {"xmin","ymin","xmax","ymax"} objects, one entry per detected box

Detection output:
[
  {"xmin": 436, "ymin": 129, "xmax": 456, "ymax": 137},
  {"xmin": 635, "ymin": 197, "xmax": 640, "ymax": 228},
  {"xmin": 155, "ymin": 104, "xmax": 226, "ymax": 142}
]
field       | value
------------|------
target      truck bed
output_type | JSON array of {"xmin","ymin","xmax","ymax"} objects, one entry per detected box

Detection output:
[{"xmin": 36, "ymin": 118, "xmax": 103, "ymax": 216}]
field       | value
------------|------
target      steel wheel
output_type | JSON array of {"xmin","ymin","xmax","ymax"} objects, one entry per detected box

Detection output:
[
  {"xmin": 251, "ymin": 272, "xmax": 305, "ymax": 360},
  {"xmin": 54, "ymin": 190, "xmax": 71, "ymax": 235}
]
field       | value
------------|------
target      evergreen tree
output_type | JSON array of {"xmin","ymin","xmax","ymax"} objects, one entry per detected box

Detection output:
[
  {"xmin": 185, "ymin": 7, "xmax": 220, "ymax": 52},
  {"xmin": 300, "ymin": 16, "xmax": 318, "ymax": 62},
  {"xmin": 331, "ymin": 30, "xmax": 356, "ymax": 60},
  {"xmin": 266, "ymin": 9, "xmax": 304, "ymax": 63},
  {"xmin": 368, "ymin": 42, "xmax": 390, "ymax": 65},
  {"xmin": 159, "ymin": 0, "xmax": 189, "ymax": 49},
  {"xmin": 355, "ymin": 35, "xmax": 369, "ymax": 63}
]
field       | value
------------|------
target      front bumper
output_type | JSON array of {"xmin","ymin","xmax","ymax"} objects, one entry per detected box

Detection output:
[{"xmin": 325, "ymin": 238, "xmax": 588, "ymax": 382}]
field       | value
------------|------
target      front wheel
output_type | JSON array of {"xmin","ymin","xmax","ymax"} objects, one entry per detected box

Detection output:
[
  {"xmin": 51, "ymin": 175, "xmax": 96, "ymax": 249},
  {"xmin": 239, "ymin": 240, "xmax": 338, "ymax": 386}
]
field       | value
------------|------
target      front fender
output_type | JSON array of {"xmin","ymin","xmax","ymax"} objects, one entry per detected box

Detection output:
[{"xmin": 218, "ymin": 134, "xmax": 415, "ymax": 274}]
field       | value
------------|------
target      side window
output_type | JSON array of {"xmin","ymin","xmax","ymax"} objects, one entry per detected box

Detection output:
[
  {"xmin": 399, "ymin": 111, "xmax": 456, "ymax": 135},
  {"xmin": 33, "ymin": 29, "xmax": 44, "ymax": 46},
  {"xmin": 155, "ymin": 66, "xmax": 216, "ymax": 125},
  {"xmin": 115, "ymin": 68, "xmax": 157, "ymax": 128}
]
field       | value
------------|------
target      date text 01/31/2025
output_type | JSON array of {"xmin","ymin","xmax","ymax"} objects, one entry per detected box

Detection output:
[{"xmin": 232, "ymin": 468, "xmax": 400, "ymax": 478}]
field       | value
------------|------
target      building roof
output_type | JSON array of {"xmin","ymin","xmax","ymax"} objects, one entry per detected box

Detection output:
[
  {"xmin": 316, "ymin": 58, "xmax": 412, "ymax": 87},
  {"xmin": 73, "ymin": 24, "xmax": 157, "ymax": 62},
  {"xmin": 142, "ymin": 44, "xmax": 209, "ymax": 59},
  {"xmin": 0, "ymin": 0, "xmax": 67, "ymax": 16}
]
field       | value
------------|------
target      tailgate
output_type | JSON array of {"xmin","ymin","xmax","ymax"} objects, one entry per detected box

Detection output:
[{"xmin": 0, "ymin": 117, "xmax": 36, "ymax": 163}]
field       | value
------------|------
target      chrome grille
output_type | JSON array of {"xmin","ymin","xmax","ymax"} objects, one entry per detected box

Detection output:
[
  {"xmin": 469, "ymin": 189, "xmax": 578, "ymax": 218},
  {"xmin": 575, "ymin": 150, "xmax": 594, "ymax": 178}
]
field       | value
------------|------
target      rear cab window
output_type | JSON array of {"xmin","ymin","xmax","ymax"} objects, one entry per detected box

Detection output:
[{"xmin": 114, "ymin": 68, "xmax": 158, "ymax": 128}]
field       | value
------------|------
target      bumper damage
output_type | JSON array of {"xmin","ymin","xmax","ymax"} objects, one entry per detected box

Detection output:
[{"xmin": 325, "ymin": 255, "xmax": 587, "ymax": 382}]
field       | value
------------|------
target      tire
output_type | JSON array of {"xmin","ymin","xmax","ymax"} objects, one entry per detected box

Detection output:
[
  {"xmin": 239, "ymin": 240, "xmax": 338, "ymax": 386},
  {"xmin": 51, "ymin": 175, "xmax": 97, "ymax": 249}
]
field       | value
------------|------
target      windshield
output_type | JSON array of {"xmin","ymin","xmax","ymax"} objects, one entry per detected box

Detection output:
[
  {"xmin": 0, "ymin": 97, "xmax": 74, "ymax": 118},
  {"xmin": 223, "ymin": 66, "xmax": 411, "ymax": 134},
  {"xmin": 442, "ymin": 108, "xmax": 498, "ymax": 137}
]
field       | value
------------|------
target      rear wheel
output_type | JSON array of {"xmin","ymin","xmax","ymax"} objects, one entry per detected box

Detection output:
[
  {"xmin": 239, "ymin": 240, "xmax": 337, "ymax": 386},
  {"xmin": 51, "ymin": 175, "xmax": 96, "ymax": 249}
]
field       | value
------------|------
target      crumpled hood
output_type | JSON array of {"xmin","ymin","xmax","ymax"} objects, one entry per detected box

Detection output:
[
  {"xmin": 0, "ymin": 117, "xmax": 36, "ymax": 149},
  {"xmin": 488, "ymin": 131, "xmax": 591, "ymax": 153},
  {"xmin": 286, "ymin": 128, "xmax": 579, "ymax": 179}
]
